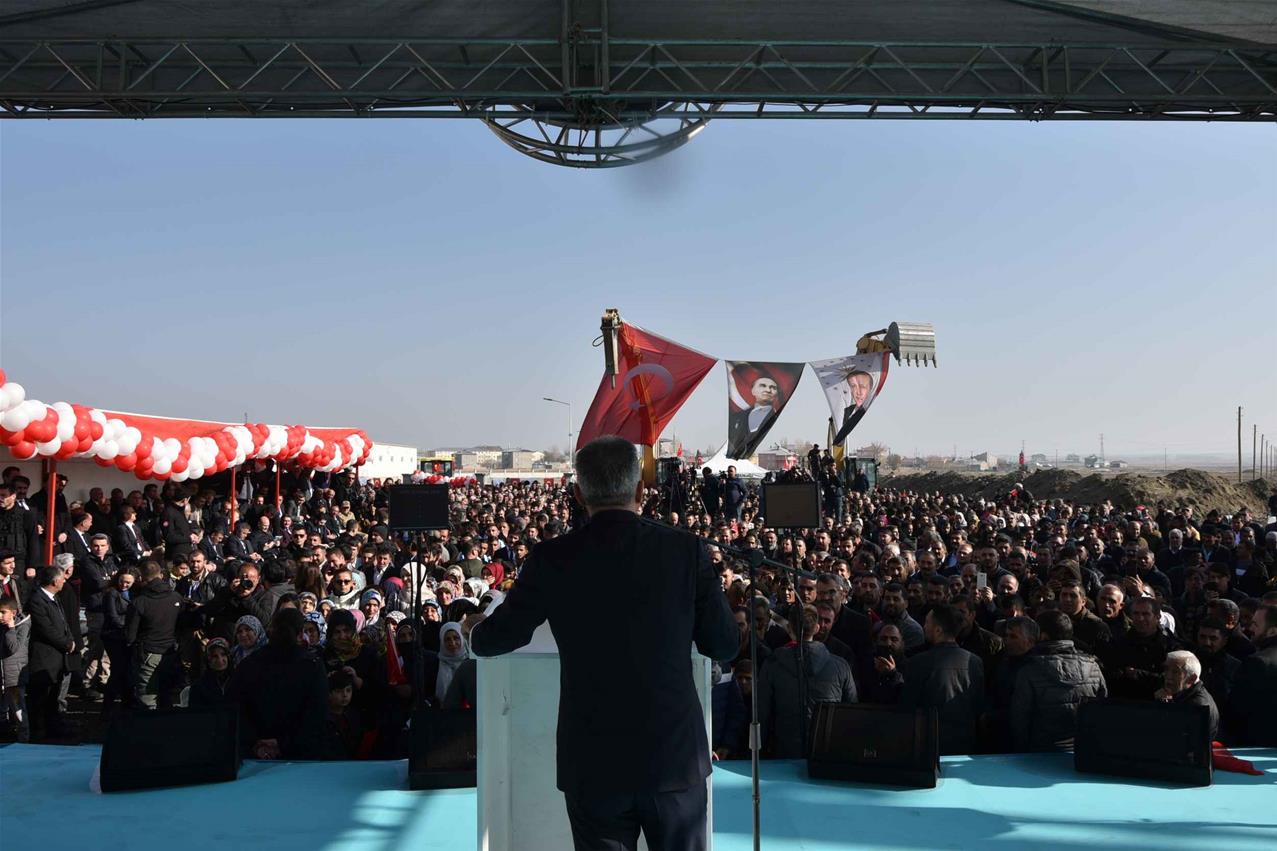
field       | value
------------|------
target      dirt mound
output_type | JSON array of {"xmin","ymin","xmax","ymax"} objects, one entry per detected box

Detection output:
[{"xmin": 882, "ymin": 468, "xmax": 1273, "ymax": 516}]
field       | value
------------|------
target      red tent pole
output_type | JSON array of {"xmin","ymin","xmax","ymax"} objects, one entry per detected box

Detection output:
[
  {"xmin": 230, "ymin": 466, "xmax": 238, "ymax": 529},
  {"xmin": 43, "ymin": 459, "xmax": 57, "ymax": 566},
  {"xmin": 275, "ymin": 463, "xmax": 282, "ymax": 510}
]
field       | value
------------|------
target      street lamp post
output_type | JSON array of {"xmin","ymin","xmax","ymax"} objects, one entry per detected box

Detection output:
[{"xmin": 542, "ymin": 397, "xmax": 572, "ymax": 463}]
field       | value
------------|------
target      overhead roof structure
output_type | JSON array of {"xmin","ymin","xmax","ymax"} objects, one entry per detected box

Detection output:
[{"xmin": 2, "ymin": 1, "xmax": 1274, "ymax": 165}]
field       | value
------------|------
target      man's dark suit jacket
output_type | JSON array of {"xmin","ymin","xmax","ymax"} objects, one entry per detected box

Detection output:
[
  {"xmin": 115, "ymin": 522, "xmax": 148, "ymax": 564},
  {"xmin": 726, "ymin": 407, "xmax": 776, "ymax": 460},
  {"xmin": 26, "ymin": 587, "xmax": 75, "ymax": 678},
  {"xmin": 471, "ymin": 509, "xmax": 737, "ymax": 796}
]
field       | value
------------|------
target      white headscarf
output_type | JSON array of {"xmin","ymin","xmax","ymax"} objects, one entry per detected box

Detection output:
[{"xmin": 435, "ymin": 622, "xmax": 469, "ymax": 703}]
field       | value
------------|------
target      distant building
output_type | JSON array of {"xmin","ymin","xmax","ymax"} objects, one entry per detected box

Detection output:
[
  {"xmin": 1108, "ymin": 460, "xmax": 1129, "ymax": 469},
  {"xmin": 1084, "ymin": 455, "xmax": 1103, "ymax": 468},
  {"xmin": 453, "ymin": 445, "xmax": 504, "ymax": 470},
  {"xmin": 1065, "ymin": 453, "xmax": 1081, "ymax": 464},
  {"xmin": 757, "ymin": 445, "xmax": 799, "ymax": 471},
  {"xmin": 358, "ymin": 442, "xmax": 419, "ymax": 481},
  {"xmin": 958, "ymin": 452, "xmax": 998, "ymax": 471},
  {"xmin": 502, "ymin": 449, "xmax": 544, "ymax": 469},
  {"xmin": 1030, "ymin": 453, "xmax": 1048, "ymax": 465}
]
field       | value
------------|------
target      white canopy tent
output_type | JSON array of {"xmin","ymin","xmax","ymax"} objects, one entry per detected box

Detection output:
[{"xmin": 697, "ymin": 445, "xmax": 768, "ymax": 478}]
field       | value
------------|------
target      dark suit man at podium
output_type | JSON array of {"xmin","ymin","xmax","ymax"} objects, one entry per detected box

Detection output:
[{"xmin": 471, "ymin": 435, "xmax": 738, "ymax": 851}]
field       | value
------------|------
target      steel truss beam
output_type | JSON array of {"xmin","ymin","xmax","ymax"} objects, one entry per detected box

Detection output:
[{"xmin": 0, "ymin": 37, "xmax": 1274, "ymax": 120}]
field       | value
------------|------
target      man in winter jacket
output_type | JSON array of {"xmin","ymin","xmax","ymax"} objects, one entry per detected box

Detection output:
[
  {"xmin": 757, "ymin": 604, "xmax": 856, "ymax": 758},
  {"xmin": 125, "ymin": 560, "xmax": 185, "ymax": 708},
  {"xmin": 1010, "ymin": 610, "xmax": 1107, "ymax": 751}
]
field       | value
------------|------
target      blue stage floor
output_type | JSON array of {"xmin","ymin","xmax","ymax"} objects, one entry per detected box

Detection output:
[{"xmin": 3, "ymin": 745, "xmax": 1276, "ymax": 850}]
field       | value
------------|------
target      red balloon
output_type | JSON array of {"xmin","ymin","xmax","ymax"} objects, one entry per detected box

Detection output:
[
  {"xmin": 3, "ymin": 431, "xmax": 24, "ymax": 447},
  {"xmin": 172, "ymin": 457, "xmax": 188, "ymax": 474},
  {"xmin": 136, "ymin": 459, "xmax": 154, "ymax": 477},
  {"xmin": 90, "ymin": 422, "xmax": 104, "ymax": 440},
  {"xmin": 0, "ymin": 369, "xmax": 6, "ymax": 385},
  {"xmin": 55, "ymin": 444, "xmax": 76, "ymax": 460},
  {"xmin": 154, "ymin": 471, "xmax": 170, "ymax": 481},
  {"xmin": 94, "ymin": 456, "xmax": 113, "ymax": 468},
  {"xmin": 116, "ymin": 454, "xmax": 138, "ymax": 472},
  {"xmin": 135, "ymin": 439, "xmax": 152, "ymax": 460},
  {"xmin": 12, "ymin": 441, "xmax": 37, "ymax": 459}
]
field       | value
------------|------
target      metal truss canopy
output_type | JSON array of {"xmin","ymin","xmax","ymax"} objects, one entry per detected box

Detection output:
[{"xmin": 2, "ymin": 37, "xmax": 1275, "ymax": 122}]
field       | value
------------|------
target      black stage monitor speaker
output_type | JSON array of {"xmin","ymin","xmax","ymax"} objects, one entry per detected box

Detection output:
[
  {"xmin": 100, "ymin": 706, "xmax": 240, "ymax": 792},
  {"xmin": 408, "ymin": 708, "xmax": 477, "ymax": 790},
  {"xmin": 1075, "ymin": 699, "xmax": 1212, "ymax": 786},
  {"xmin": 761, "ymin": 481, "xmax": 822, "ymax": 529},
  {"xmin": 807, "ymin": 703, "xmax": 940, "ymax": 788},
  {"xmin": 388, "ymin": 484, "xmax": 450, "ymax": 531}
]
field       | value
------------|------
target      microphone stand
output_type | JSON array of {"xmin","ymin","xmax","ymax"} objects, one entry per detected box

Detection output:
[{"xmin": 638, "ymin": 515, "xmax": 816, "ymax": 851}]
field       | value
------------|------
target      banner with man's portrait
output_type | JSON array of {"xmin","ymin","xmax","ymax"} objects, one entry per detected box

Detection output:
[
  {"xmin": 725, "ymin": 360, "xmax": 805, "ymax": 459},
  {"xmin": 810, "ymin": 352, "xmax": 891, "ymax": 446}
]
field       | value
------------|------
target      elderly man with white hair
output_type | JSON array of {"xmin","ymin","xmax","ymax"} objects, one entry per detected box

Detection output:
[{"xmin": 1155, "ymin": 650, "xmax": 1219, "ymax": 742}]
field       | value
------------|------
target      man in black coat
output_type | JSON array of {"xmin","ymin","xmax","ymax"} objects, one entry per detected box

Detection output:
[
  {"xmin": 900, "ymin": 604, "xmax": 985, "ymax": 755},
  {"xmin": 25, "ymin": 564, "xmax": 76, "ymax": 740},
  {"xmin": 471, "ymin": 437, "xmax": 737, "ymax": 851},
  {"xmin": 699, "ymin": 468, "xmax": 721, "ymax": 518},
  {"xmin": 113, "ymin": 505, "xmax": 151, "ymax": 565},
  {"xmin": 1230, "ymin": 603, "xmax": 1277, "ymax": 746},
  {"xmin": 125, "ymin": 560, "xmax": 186, "ymax": 708},
  {"xmin": 1102, "ymin": 597, "xmax": 1180, "ymax": 701},
  {"xmin": 80, "ymin": 534, "xmax": 120, "ymax": 698},
  {"xmin": 1057, "ymin": 580, "xmax": 1112, "ymax": 655},
  {"xmin": 1193, "ymin": 618, "xmax": 1241, "ymax": 715},
  {"xmin": 0, "ymin": 483, "xmax": 40, "ymax": 580},
  {"xmin": 160, "ymin": 494, "xmax": 196, "ymax": 559},
  {"xmin": 1156, "ymin": 650, "xmax": 1219, "ymax": 743}
]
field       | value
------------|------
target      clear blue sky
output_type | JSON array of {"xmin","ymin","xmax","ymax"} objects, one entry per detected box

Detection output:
[{"xmin": 1, "ymin": 118, "xmax": 1274, "ymax": 460}]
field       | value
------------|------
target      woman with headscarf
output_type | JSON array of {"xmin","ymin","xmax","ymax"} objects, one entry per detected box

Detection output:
[
  {"xmin": 480, "ymin": 562, "xmax": 505, "ymax": 588},
  {"xmin": 323, "ymin": 607, "xmax": 386, "ymax": 728},
  {"xmin": 232, "ymin": 615, "xmax": 266, "ymax": 666},
  {"xmin": 430, "ymin": 622, "xmax": 469, "ymax": 707},
  {"xmin": 189, "ymin": 638, "xmax": 234, "ymax": 708},
  {"xmin": 301, "ymin": 611, "xmax": 327, "ymax": 650},
  {"xmin": 360, "ymin": 589, "xmax": 384, "ymax": 628}
]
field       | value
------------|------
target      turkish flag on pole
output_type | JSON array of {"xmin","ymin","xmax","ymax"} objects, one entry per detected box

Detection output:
[
  {"xmin": 386, "ymin": 627, "xmax": 407, "ymax": 686},
  {"xmin": 577, "ymin": 323, "xmax": 717, "ymax": 451}
]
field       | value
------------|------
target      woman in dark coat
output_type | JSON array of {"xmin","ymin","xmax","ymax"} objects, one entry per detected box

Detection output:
[{"xmin": 188, "ymin": 638, "xmax": 234, "ymax": 709}]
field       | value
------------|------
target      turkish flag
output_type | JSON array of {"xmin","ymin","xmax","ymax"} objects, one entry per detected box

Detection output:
[
  {"xmin": 577, "ymin": 323, "xmax": 716, "ymax": 450},
  {"xmin": 386, "ymin": 627, "xmax": 407, "ymax": 687}
]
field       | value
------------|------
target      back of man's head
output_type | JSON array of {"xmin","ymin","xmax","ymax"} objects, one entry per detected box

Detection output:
[
  {"xmin": 927, "ymin": 604, "xmax": 961, "ymax": 641},
  {"xmin": 263, "ymin": 561, "xmax": 286, "ymax": 586},
  {"xmin": 140, "ymin": 560, "xmax": 165, "ymax": 583},
  {"xmin": 574, "ymin": 436, "xmax": 641, "ymax": 509},
  {"xmin": 269, "ymin": 607, "xmax": 305, "ymax": 647},
  {"xmin": 1036, "ymin": 609, "xmax": 1074, "ymax": 642}
]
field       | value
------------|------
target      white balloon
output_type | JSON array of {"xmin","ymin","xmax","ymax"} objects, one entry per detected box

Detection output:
[
  {"xmin": 3, "ymin": 383, "xmax": 26, "ymax": 409},
  {"xmin": 171, "ymin": 469, "xmax": 189, "ymax": 483},
  {"xmin": 152, "ymin": 457, "xmax": 172, "ymax": 476},
  {"xmin": 163, "ymin": 437, "xmax": 181, "ymax": 457},
  {"xmin": 36, "ymin": 437, "xmax": 60, "ymax": 455},
  {"xmin": 1, "ymin": 406, "xmax": 31, "ymax": 433}
]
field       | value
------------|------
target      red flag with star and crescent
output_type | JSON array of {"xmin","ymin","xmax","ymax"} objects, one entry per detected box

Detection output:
[{"xmin": 577, "ymin": 323, "xmax": 717, "ymax": 451}]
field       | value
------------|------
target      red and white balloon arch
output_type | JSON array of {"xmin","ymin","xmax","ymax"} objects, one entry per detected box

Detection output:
[{"xmin": 0, "ymin": 369, "xmax": 372, "ymax": 482}]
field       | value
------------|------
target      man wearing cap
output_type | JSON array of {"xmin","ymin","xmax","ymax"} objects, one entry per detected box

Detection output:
[{"xmin": 470, "ymin": 436, "xmax": 737, "ymax": 851}]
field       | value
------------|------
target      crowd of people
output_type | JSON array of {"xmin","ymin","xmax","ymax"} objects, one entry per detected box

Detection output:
[{"xmin": 1, "ymin": 457, "xmax": 1276, "ymax": 765}]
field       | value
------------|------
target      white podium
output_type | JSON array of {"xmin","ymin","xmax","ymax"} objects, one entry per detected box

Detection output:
[{"xmin": 476, "ymin": 622, "xmax": 715, "ymax": 851}]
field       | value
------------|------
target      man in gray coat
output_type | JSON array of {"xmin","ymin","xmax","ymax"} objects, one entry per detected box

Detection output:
[
  {"xmin": 758, "ymin": 603, "xmax": 856, "ymax": 758},
  {"xmin": 1010, "ymin": 610, "xmax": 1107, "ymax": 751}
]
